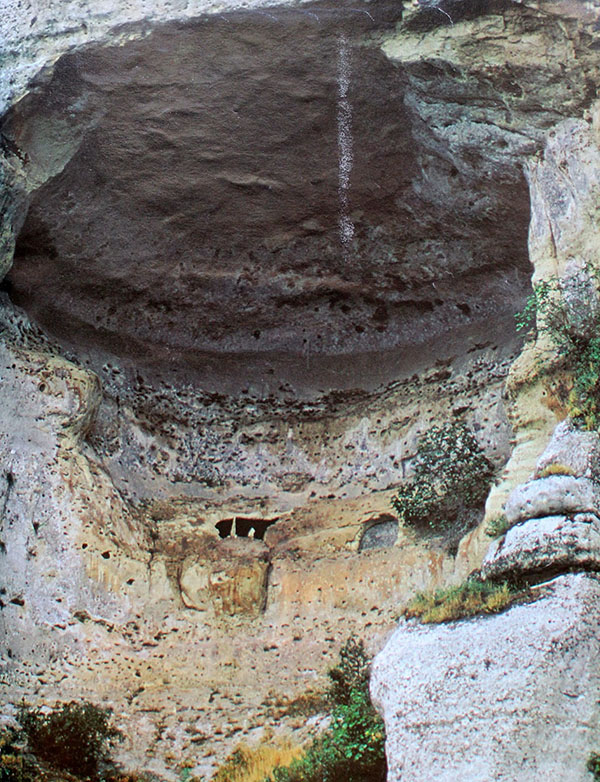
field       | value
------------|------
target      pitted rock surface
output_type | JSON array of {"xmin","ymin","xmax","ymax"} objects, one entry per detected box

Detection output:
[
  {"xmin": 535, "ymin": 419, "xmax": 600, "ymax": 481},
  {"xmin": 2, "ymin": 0, "xmax": 600, "ymax": 778},
  {"xmin": 504, "ymin": 475, "xmax": 600, "ymax": 525},
  {"xmin": 0, "ymin": 0, "xmax": 537, "ymax": 391},
  {"xmin": 482, "ymin": 513, "xmax": 600, "ymax": 580},
  {"xmin": 0, "ymin": 307, "xmax": 498, "ymax": 779},
  {"xmin": 371, "ymin": 573, "xmax": 600, "ymax": 782}
]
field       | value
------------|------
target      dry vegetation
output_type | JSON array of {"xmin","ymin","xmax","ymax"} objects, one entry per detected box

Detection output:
[
  {"xmin": 212, "ymin": 739, "xmax": 304, "ymax": 782},
  {"xmin": 404, "ymin": 578, "xmax": 526, "ymax": 624}
]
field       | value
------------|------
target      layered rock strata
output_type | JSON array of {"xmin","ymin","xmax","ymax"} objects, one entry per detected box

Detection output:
[
  {"xmin": 483, "ymin": 421, "xmax": 600, "ymax": 578},
  {"xmin": 371, "ymin": 37, "xmax": 600, "ymax": 781},
  {"xmin": 8, "ymin": 0, "xmax": 594, "ymax": 385},
  {"xmin": 0, "ymin": 296, "xmax": 508, "ymax": 779}
]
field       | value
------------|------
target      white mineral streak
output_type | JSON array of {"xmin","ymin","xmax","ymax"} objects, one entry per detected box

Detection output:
[{"xmin": 336, "ymin": 34, "xmax": 354, "ymax": 249}]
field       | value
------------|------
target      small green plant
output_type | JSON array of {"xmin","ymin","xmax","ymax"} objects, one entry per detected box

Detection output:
[
  {"xmin": 263, "ymin": 639, "xmax": 386, "ymax": 782},
  {"xmin": 391, "ymin": 421, "xmax": 494, "ymax": 533},
  {"xmin": 588, "ymin": 751, "xmax": 600, "ymax": 780},
  {"xmin": 516, "ymin": 264, "xmax": 600, "ymax": 430},
  {"xmin": 18, "ymin": 700, "xmax": 121, "ymax": 779},
  {"xmin": 326, "ymin": 638, "xmax": 370, "ymax": 706},
  {"xmin": 404, "ymin": 576, "xmax": 524, "ymax": 624},
  {"xmin": 1, "ymin": 725, "xmax": 32, "ymax": 782},
  {"xmin": 484, "ymin": 514, "xmax": 511, "ymax": 538}
]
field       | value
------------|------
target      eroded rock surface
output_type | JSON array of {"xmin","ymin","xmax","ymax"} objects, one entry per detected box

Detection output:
[
  {"xmin": 372, "ymin": 68, "xmax": 600, "ymax": 782},
  {"xmin": 484, "ymin": 417, "xmax": 600, "ymax": 578},
  {"xmin": 2, "ymin": 0, "xmax": 600, "ymax": 779},
  {"xmin": 504, "ymin": 475, "xmax": 600, "ymax": 524},
  {"xmin": 483, "ymin": 513, "xmax": 600, "ymax": 579},
  {"xmin": 534, "ymin": 419, "xmax": 600, "ymax": 481},
  {"xmin": 0, "ymin": 298, "xmax": 506, "ymax": 779},
  {"xmin": 371, "ymin": 573, "xmax": 600, "ymax": 782},
  {"xmin": 3, "ymin": 0, "xmax": 582, "ymax": 390}
]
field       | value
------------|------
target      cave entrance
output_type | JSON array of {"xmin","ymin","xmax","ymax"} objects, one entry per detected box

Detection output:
[{"xmin": 216, "ymin": 517, "xmax": 278, "ymax": 541}]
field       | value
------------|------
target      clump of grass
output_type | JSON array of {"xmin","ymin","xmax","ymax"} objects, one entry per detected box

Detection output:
[
  {"xmin": 212, "ymin": 738, "xmax": 304, "ymax": 782},
  {"xmin": 484, "ymin": 514, "xmax": 511, "ymax": 538},
  {"xmin": 537, "ymin": 463, "xmax": 577, "ymax": 478},
  {"xmin": 404, "ymin": 577, "xmax": 522, "ymax": 624}
]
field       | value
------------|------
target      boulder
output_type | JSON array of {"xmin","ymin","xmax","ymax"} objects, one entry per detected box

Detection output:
[
  {"xmin": 504, "ymin": 475, "xmax": 599, "ymax": 524},
  {"xmin": 371, "ymin": 573, "xmax": 600, "ymax": 782},
  {"xmin": 482, "ymin": 513, "xmax": 600, "ymax": 580},
  {"xmin": 534, "ymin": 419, "xmax": 600, "ymax": 482}
]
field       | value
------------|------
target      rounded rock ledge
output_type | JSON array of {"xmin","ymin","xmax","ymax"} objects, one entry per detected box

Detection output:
[{"xmin": 482, "ymin": 513, "xmax": 600, "ymax": 581}]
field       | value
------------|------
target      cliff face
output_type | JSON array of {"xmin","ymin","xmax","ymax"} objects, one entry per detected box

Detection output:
[
  {"xmin": 0, "ymin": 298, "xmax": 510, "ymax": 778},
  {"xmin": 372, "ymin": 57, "xmax": 600, "ymax": 782},
  {"xmin": 1, "ymin": 0, "xmax": 600, "ymax": 779}
]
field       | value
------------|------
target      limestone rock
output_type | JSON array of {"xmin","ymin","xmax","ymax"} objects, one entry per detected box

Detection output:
[
  {"xmin": 504, "ymin": 475, "xmax": 599, "ymax": 524},
  {"xmin": 179, "ymin": 559, "xmax": 211, "ymax": 612},
  {"xmin": 534, "ymin": 419, "xmax": 600, "ymax": 481},
  {"xmin": 0, "ymin": 154, "xmax": 28, "ymax": 278},
  {"xmin": 208, "ymin": 558, "xmax": 270, "ymax": 618},
  {"xmin": 559, "ymin": 258, "xmax": 600, "ymax": 341},
  {"xmin": 486, "ymin": 112, "xmax": 600, "ymax": 532},
  {"xmin": 9, "ymin": 0, "xmax": 592, "ymax": 388},
  {"xmin": 527, "ymin": 115, "xmax": 600, "ymax": 284},
  {"xmin": 2, "ymin": 0, "xmax": 600, "ymax": 778},
  {"xmin": 482, "ymin": 513, "xmax": 600, "ymax": 580},
  {"xmin": 179, "ymin": 546, "xmax": 270, "ymax": 617},
  {"xmin": 371, "ymin": 573, "xmax": 600, "ymax": 782}
]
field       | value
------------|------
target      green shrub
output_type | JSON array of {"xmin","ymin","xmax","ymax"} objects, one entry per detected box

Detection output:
[
  {"xmin": 588, "ymin": 751, "xmax": 600, "ymax": 780},
  {"xmin": 326, "ymin": 638, "xmax": 370, "ymax": 707},
  {"xmin": 516, "ymin": 265, "xmax": 600, "ymax": 430},
  {"xmin": 0, "ymin": 725, "xmax": 32, "ymax": 782},
  {"xmin": 264, "ymin": 639, "xmax": 386, "ymax": 782},
  {"xmin": 391, "ymin": 422, "xmax": 494, "ymax": 533},
  {"xmin": 404, "ymin": 576, "xmax": 525, "ymax": 624},
  {"xmin": 18, "ymin": 700, "xmax": 121, "ymax": 779},
  {"xmin": 484, "ymin": 514, "xmax": 511, "ymax": 538}
]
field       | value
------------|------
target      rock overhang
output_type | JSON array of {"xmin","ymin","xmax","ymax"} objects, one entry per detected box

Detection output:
[{"xmin": 0, "ymin": 0, "xmax": 565, "ymax": 396}]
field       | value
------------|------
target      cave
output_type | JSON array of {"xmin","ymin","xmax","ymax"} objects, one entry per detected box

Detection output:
[
  {"xmin": 359, "ymin": 514, "xmax": 399, "ymax": 550},
  {"xmin": 0, "ymin": 0, "xmax": 544, "ymax": 504}
]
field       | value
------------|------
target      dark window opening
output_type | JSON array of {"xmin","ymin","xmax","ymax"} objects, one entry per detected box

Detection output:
[
  {"xmin": 216, "ymin": 516, "xmax": 278, "ymax": 541},
  {"xmin": 216, "ymin": 519, "xmax": 234, "ymax": 539}
]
